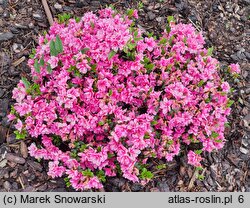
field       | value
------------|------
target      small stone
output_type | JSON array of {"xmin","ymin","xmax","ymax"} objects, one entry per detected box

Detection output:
[
  {"xmin": 131, "ymin": 183, "xmax": 143, "ymax": 191},
  {"xmin": 5, "ymin": 153, "xmax": 26, "ymax": 164},
  {"xmin": 28, "ymin": 22, "xmax": 35, "ymax": 29},
  {"xmin": 3, "ymin": 10, "xmax": 9, "ymax": 18},
  {"xmin": 0, "ymin": 32, "xmax": 14, "ymax": 42},
  {"xmin": 230, "ymin": 54, "xmax": 239, "ymax": 61},
  {"xmin": 76, "ymin": 0, "xmax": 88, "ymax": 7},
  {"xmin": 0, "ymin": 89, "xmax": 4, "ymax": 98},
  {"xmin": 147, "ymin": 11, "xmax": 156, "ymax": 20},
  {"xmin": 3, "ymin": 181, "xmax": 12, "ymax": 191},
  {"xmin": 155, "ymin": 3, "xmax": 161, "ymax": 9},
  {"xmin": 0, "ymin": 6, "xmax": 3, "ymax": 14},
  {"xmin": 225, "ymin": 4, "xmax": 233, "ymax": 13},
  {"xmin": 243, "ymin": 114, "xmax": 250, "ymax": 128},
  {"xmin": 0, "ymin": 52, "xmax": 10, "ymax": 66},
  {"xmin": 156, "ymin": 17, "xmax": 162, "ymax": 22},
  {"xmin": 33, "ymin": 13, "xmax": 43, "ymax": 21},
  {"xmin": 242, "ymin": 0, "xmax": 250, "ymax": 4},
  {"xmin": 54, "ymin": 3, "xmax": 62, "ymax": 10},
  {"xmin": 12, "ymin": 43, "xmax": 24, "ymax": 53},
  {"xmin": 157, "ymin": 181, "xmax": 170, "ymax": 192},
  {"xmin": 0, "ymin": 159, "xmax": 7, "ymax": 168},
  {"xmin": 14, "ymin": 23, "xmax": 28, "ymax": 29},
  {"xmin": 244, "ymin": 52, "xmax": 250, "ymax": 60},
  {"xmin": 240, "ymin": 147, "xmax": 249, "ymax": 154},
  {"xmin": 12, "ymin": 182, "xmax": 18, "ymax": 190},
  {"xmin": 9, "ymin": 26, "xmax": 20, "ymax": 34},
  {"xmin": 91, "ymin": 1, "xmax": 101, "ymax": 6},
  {"xmin": 237, "ymin": 50, "xmax": 246, "ymax": 60}
]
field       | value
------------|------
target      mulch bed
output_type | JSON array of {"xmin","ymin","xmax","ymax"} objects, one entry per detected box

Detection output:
[{"xmin": 0, "ymin": 0, "xmax": 249, "ymax": 192}]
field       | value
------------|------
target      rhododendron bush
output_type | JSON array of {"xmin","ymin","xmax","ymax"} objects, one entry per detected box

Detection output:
[{"xmin": 9, "ymin": 8, "xmax": 240, "ymax": 190}]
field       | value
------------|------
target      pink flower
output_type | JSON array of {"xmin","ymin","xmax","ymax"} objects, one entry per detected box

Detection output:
[
  {"xmin": 229, "ymin": 63, "xmax": 240, "ymax": 74},
  {"xmin": 14, "ymin": 119, "xmax": 23, "ymax": 131},
  {"xmin": 144, "ymin": 37, "xmax": 156, "ymax": 51},
  {"xmin": 187, "ymin": 150, "xmax": 202, "ymax": 167},
  {"xmin": 48, "ymin": 161, "xmax": 66, "ymax": 178},
  {"xmin": 132, "ymin": 10, "xmax": 138, "ymax": 19},
  {"xmin": 48, "ymin": 56, "xmax": 59, "ymax": 69},
  {"xmin": 221, "ymin": 82, "xmax": 230, "ymax": 92}
]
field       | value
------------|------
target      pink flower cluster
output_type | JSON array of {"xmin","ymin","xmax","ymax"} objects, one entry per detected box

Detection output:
[{"xmin": 9, "ymin": 8, "xmax": 239, "ymax": 190}]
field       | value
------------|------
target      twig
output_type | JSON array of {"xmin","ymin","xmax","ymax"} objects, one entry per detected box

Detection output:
[
  {"xmin": 12, "ymin": 56, "xmax": 26, "ymax": 67},
  {"xmin": 188, "ymin": 18, "xmax": 201, "ymax": 32},
  {"xmin": 41, "ymin": 0, "xmax": 54, "ymax": 26},
  {"xmin": 188, "ymin": 168, "xmax": 198, "ymax": 190},
  {"xmin": 18, "ymin": 176, "xmax": 25, "ymax": 189}
]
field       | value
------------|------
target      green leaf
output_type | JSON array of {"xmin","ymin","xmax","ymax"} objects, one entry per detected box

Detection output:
[
  {"xmin": 140, "ymin": 168, "xmax": 154, "ymax": 179},
  {"xmin": 47, "ymin": 64, "xmax": 52, "ymax": 73},
  {"xmin": 207, "ymin": 47, "xmax": 214, "ymax": 56},
  {"xmin": 167, "ymin": 16, "xmax": 175, "ymax": 23},
  {"xmin": 145, "ymin": 63, "xmax": 155, "ymax": 70},
  {"xmin": 29, "ymin": 48, "xmax": 36, "ymax": 59},
  {"xmin": 97, "ymin": 170, "xmax": 106, "ymax": 182},
  {"xmin": 90, "ymin": 21, "xmax": 95, "ymax": 29},
  {"xmin": 194, "ymin": 150, "xmax": 202, "ymax": 155},
  {"xmin": 75, "ymin": 16, "xmax": 80, "ymax": 23},
  {"xmin": 81, "ymin": 48, "xmax": 90, "ymax": 54},
  {"xmin": 156, "ymin": 164, "xmax": 166, "ymax": 170},
  {"xmin": 198, "ymin": 80, "xmax": 205, "ymax": 87},
  {"xmin": 82, "ymin": 169, "xmax": 94, "ymax": 177},
  {"xmin": 80, "ymin": 144, "xmax": 87, "ymax": 152},
  {"xmin": 150, "ymin": 120, "xmax": 157, "ymax": 125},
  {"xmin": 211, "ymin": 131, "xmax": 219, "ymax": 138},
  {"xmin": 215, "ymin": 139, "xmax": 222, "ymax": 143},
  {"xmin": 159, "ymin": 38, "xmax": 167, "ymax": 45},
  {"xmin": 108, "ymin": 153, "xmax": 115, "ymax": 158},
  {"xmin": 196, "ymin": 166, "xmax": 203, "ymax": 171},
  {"xmin": 34, "ymin": 59, "xmax": 40, "ymax": 73},
  {"xmin": 108, "ymin": 50, "xmax": 116, "ymax": 60},
  {"xmin": 126, "ymin": 9, "xmax": 134, "ymax": 18},
  {"xmin": 14, "ymin": 130, "xmax": 26, "ymax": 140},
  {"xmin": 127, "ymin": 43, "xmax": 136, "ymax": 50},
  {"xmin": 144, "ymin": 132, "xmax": 150, "ymax": 139},
  {"xmin": 98, "ymin": 121, "xmax": 105, "ymax": 126},
  {"xmin": 21, "ymin": 77, "xmax": 30, "ymax": 89},
  {"xmin": 226, "ymin": 100, "xmax": 234, "ymax": 108},
  {"xmin": 50, "ymin": 40, "xmax": 57, "ymax": 56},
  {"xmin": 108, "ymin": 89, "xmax": 113, "ymax": 96},
  {"xmin": 40, "ymin": 56, "xmax": 45, "ymax": 66},
  {"xmin": 166, "ymin": 25, "xmax": 171, "ymax": 33},
  {"xmin": 55, "ymin": 35, "xmax": 63, "ymax": 54},
  {"xmin": 58, "ymin": 13, "xmax": 71, "ymax": 24},
  {"xmin": 197, "ymin": 174, "xmax": 205, "ymax": 180}
]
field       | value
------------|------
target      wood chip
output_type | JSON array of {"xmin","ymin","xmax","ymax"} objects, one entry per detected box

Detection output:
[
  {"xmin": 5, "ymin": 153, "xmax": 25, "ymax": 164},
  {"xmin": 20, "ymin": 141, "xmax": 28, "ymax": 158}
]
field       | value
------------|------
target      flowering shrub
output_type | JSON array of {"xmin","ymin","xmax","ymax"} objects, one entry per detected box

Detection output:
[{"xmin": 9, "ymin": 8, "xmax": 240, "ymax": 190}]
